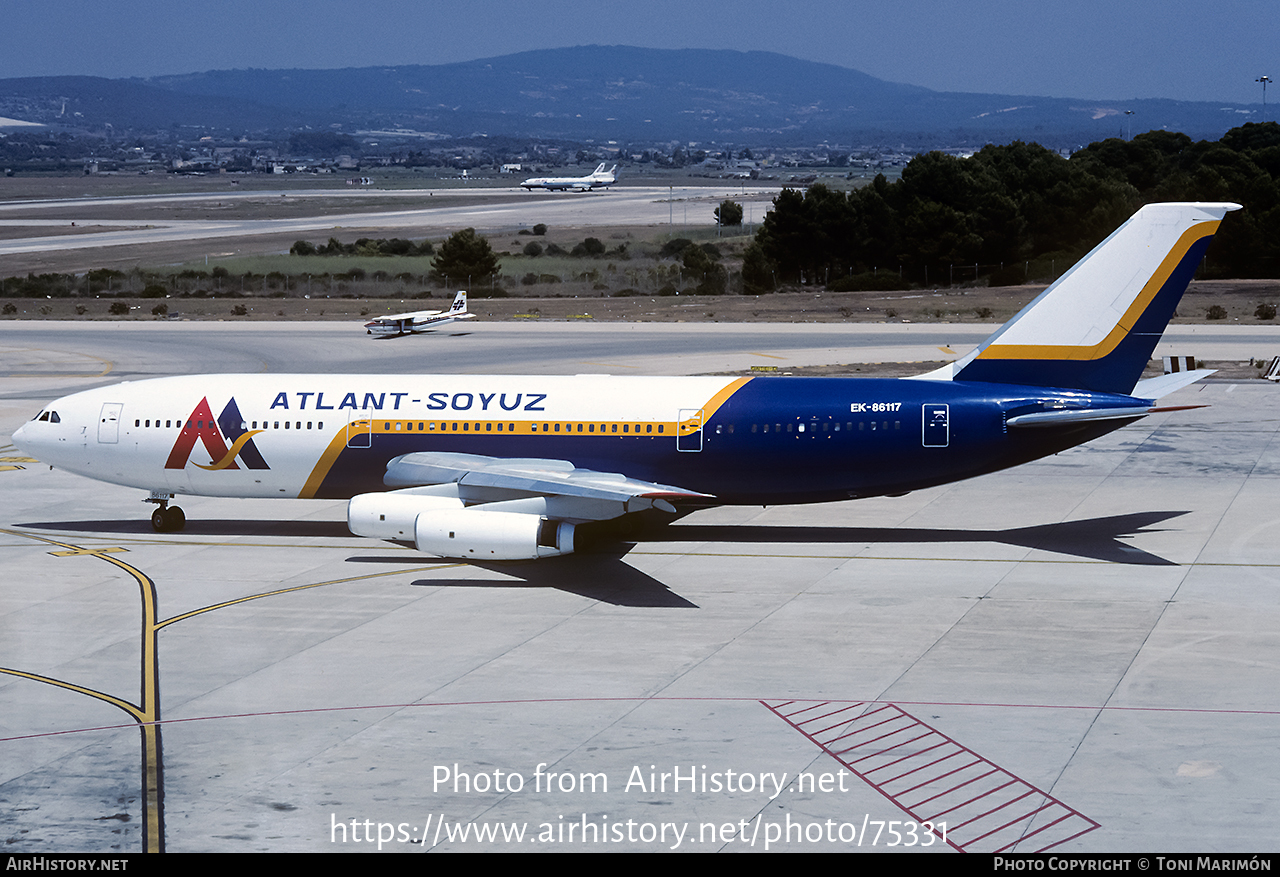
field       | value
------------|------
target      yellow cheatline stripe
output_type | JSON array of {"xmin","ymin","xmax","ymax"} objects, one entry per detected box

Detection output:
[
  {"xmin": 701, "ymin": 376, "xmax": 752, "ymax": 419},
  {"xmin": 977, "ymin": 222, "xmax": 1219, "ymax": 362},
  {"xmin": 297, "ymin": 378, "xmax": 754, "ymax": 498},
  {"xmin": 299, "ymin": 424, "xmax": 359, "ymax": 499},
  {"xmin": 193, "ymin": 429, "xmax": 265, "ymax": 470},
  {"xmin": 674, "ymin": 378, "xmax": 749, "ymax": 435}
]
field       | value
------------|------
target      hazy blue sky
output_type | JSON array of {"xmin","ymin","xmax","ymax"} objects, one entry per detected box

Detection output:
[{"xmin": 3, "ymin": 0, "xmax": 1274, "ymax": 104}]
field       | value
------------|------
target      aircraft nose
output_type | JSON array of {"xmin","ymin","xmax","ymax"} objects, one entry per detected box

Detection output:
[
  {"xmin": 11, "ymin": 420, "xmax": 44, "ymax": 463},
  {"xmin": 12, "ymin": 416, "xmax": 51, "ymax": 460}
]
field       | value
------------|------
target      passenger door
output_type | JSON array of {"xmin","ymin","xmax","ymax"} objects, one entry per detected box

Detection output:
[
  {"xmin": 676, "ymin": 408, "xmax": 704, "ymax": 452},
  {"xmin": 346, "ymin": 411, "xmax": 372, "ymax": 448},
  {"xmin": 97, "ymin": 402, "xmax": 122, "ymax": 444},
  {"xmin": 922, "ymin": 404, "xmax": 949, "ymax": 447}
]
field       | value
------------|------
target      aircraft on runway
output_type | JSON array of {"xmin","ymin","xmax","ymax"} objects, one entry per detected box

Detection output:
[
  {"xmin": 14, "ymin": 202, "xmax": 1239, "ymax": 559},
  {"xmin": 520, "ymin": 163, "xmax": 618, "ymax": 192},
  {"xmin": 363, "ymin": 291, "xmax": 474, "ymax": 337}
]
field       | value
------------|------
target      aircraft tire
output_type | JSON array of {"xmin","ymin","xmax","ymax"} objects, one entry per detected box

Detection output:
[{"xmin": 151, "ymin": 506, "xmax": 186, "ymax": 533}]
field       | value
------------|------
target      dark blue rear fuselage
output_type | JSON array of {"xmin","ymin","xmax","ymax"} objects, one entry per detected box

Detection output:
[{"xmin": 310, "ymin": 377, "xmax": 1144, "ymax": 504}]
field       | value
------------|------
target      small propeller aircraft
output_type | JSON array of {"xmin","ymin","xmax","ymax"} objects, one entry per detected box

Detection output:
[{"xmin": 363, "ymin": 291, "xmax": 474, "ymax": 337}]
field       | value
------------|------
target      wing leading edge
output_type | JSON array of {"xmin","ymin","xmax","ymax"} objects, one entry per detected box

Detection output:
[
  {"xmin": 383, "ymin": 451, "xmax": 709, "ymax": 516},
  {"xmin": 347, "ymin": 451, "xmax": 710, "ymax": 559}
]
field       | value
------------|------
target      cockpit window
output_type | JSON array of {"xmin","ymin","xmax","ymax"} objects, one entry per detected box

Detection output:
[
  {"xmin": 37, "ymin": 411, "xmax": 49, "ymax": 421},
  {"xmin": 50, "ymin": 411, "xmax": 60, "ymax": 423}
]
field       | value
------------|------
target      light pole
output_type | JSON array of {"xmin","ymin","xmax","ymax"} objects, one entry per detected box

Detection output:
[
  {"xmin": 1125, "ymin": 110, "xmax": 1135, "ymax": 140},
  {"xmin": 1259, "ymin": 76, "xmax": 1273, "ymax": 120}
]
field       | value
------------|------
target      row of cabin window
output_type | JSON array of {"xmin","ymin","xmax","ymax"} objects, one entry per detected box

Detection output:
[
  {"xmin": 381, "ymin": 421, "xmax": 666, "ymax": 434},
  {"xmin": 131, "ymin": 418, "xmax": 901, "ymax": 435},
  {"xmin": 132, "ymin": 418, "xmax": 671, "ymax": 434},
  {"xmin": 748, "ymin": 421, "xmax": 901, "ymax": 433},
  {"xmin": 135, "ymin": 419, "xmax": 324, "ymax": 430},
  {"xmin": 252, "ymin": 421, "xmax": 321, "ymax": 430}
]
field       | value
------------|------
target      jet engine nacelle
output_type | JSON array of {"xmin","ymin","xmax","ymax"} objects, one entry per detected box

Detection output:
[
  {"xmin": 347, "ymin": 492, "xmax": 464, "ymax": 540},
  {"xmin": 414, "ymin": 509, "xmax": 576, "ymax": 560}
]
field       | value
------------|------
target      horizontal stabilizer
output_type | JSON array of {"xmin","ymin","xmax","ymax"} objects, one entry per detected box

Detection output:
[
  {"xmin": 1131, "ymin": 368, "xmax": 1216, "ymax": 399},
  {"xmin": 1006, "ymin": 407, "xmax": 1152, "ymax": 428},
  {"xmin": 1006, "ymin": 403, "xmax": 1207, "ymax": 428}
]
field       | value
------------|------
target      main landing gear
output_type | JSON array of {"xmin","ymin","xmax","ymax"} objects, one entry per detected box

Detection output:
[{"xmin": 145, "ymin": 491, "xmax": 186, "ymax": 533}]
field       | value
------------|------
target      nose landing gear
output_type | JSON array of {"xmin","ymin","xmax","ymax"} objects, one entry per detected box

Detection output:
[{"xmin": 145, "ymin": 491, "xmax": 186, "ymax": 533}]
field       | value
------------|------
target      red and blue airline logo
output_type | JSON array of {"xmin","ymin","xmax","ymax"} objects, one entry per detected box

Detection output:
[{"xmin": 165, "ymin": 397, "xmax": 269, "ymax": 470}]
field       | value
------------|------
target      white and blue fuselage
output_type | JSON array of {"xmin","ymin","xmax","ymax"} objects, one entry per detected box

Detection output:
[{"xmin": 14, "ymin": 372, "xmax": 1147, "ymax": 504}]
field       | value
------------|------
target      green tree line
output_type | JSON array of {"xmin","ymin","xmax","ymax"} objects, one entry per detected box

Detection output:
[
  {"xmin": 746, "ymin": 123, "xmax": 1280, "ymax": 293},
  {"xmin": 290, "ymin": 237, "xmax": 434, "ymax": 257}
]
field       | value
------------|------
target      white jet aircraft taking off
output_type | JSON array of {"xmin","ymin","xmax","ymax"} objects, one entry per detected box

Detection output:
[
  {"xmin": 520, "ymin": 162, "xmax": 618, "ymax": 192},
  {"xmin": 14, "ymin": 203, "xmax": 1239, "ymax": 560},
  {"xmin": 363, "ymin": 291, "xmax": 474, "ymax": 337}
]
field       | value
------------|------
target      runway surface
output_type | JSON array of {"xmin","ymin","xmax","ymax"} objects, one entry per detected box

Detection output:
[
  {"xmin": 2, "ymin": 321, "xmax": 1279, "ymax": 853},
  {"xmin": 0, "ymin": 185, "xmax": 774, "ymax": 258}
]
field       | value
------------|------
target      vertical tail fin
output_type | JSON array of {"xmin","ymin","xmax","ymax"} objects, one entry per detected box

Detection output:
[
  {"xmin": 937, "ymin": 202, "xmax": 1240, "ymax": 394},
  {"xmin": 450, "ymin": 291, "xmax": 467, "ymax": 313}
]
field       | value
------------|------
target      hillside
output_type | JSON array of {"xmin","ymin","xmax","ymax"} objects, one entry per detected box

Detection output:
[{"xmin": 0, "ymin": 47, "xmax": 1260, "ymax": 145}]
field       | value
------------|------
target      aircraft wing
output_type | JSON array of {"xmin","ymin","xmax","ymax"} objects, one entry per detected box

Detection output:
[
  {"xmin": 1007, "ymin": 367, "xmax": 1216, "ymax": 428},
  {"xmin": 375, "ymin": 309, "xmax": 442, "ymax": 322},
  {"xmin": 382, "ymin": 451, "xmax": 711, "ymax": 521}
]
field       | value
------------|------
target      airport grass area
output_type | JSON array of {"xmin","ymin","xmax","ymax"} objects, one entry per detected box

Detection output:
[{"xmin": 3, "ymin": 280, "xmax": 1279, "ymax": 335}]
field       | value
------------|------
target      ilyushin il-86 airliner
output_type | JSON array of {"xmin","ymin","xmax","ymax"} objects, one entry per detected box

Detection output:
[
  {"xmin": 520, "ymin": 162, "xmax": 618, "ymax": 192},
  {"xmin": 14, "ymin": 202, "xmax": 1239, "ymax": 560}
]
